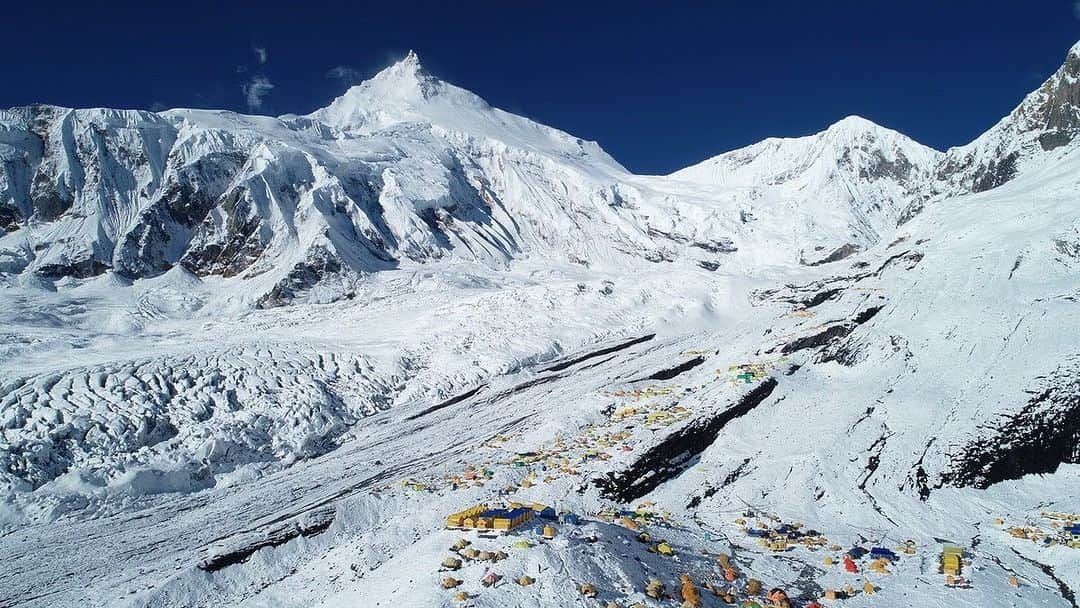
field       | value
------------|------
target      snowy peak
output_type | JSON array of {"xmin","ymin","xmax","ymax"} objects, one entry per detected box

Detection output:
[
  {"xmin": 305, "ymin": 52, "xmax": 618, "ymax": 167},
  {"xmin": 938, "ymin": 39, "xmax": 1080, "ymax": 193},
  {"xmin": 823, "ymin": 114, "xmax": 883, "ymax": 136},
  {"xmin": 673, "ymin": 114, "xmax": 938, "ymax": 185},
  {"xmin": 817, "ymin": 115, "xmax": 925, "ymax": 154},
  {"xmin": 358, "ymin": 50, "xmax": 443, "ymax": 102},
  {"xmin": 308, "ymin": 51, "xmax": 490, "ymax": 134},
  {"xmin": 669, "ymin": 115, "xmax": 940, "ymax": 252}
]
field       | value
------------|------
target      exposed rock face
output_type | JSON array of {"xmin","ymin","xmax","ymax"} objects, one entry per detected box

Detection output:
[
  {"xmin": 936, "ymin": 43, "xmax": 1080, "ymax": 195},
  {"xmin": 35, "ymin": 256, "xmax": 110, "ymax": 279},
  {"xmin": 114, "ymin": 152, "xmax": 248, "ymax": 278},
  {"xmin": 257, "ymin": 246, "xmax": 345, "ymax": 308},
  {"xmin": 0, "ymin": 203, "xmax": 19, "ymax": 232},
  {"xmin": 803, "ymin": 243, "xmax": 860, "ymax": 266},
  {"xmin": 1039, "ymin": 51, "xmax": 1080, "ymax": 137},
  {"xmin": 943, "ymin": 358, "xmax": 1080, "ymax": 489},
  {"xmin": 180, "ymin": 188, "xmax": 269, "ymax": 278}
]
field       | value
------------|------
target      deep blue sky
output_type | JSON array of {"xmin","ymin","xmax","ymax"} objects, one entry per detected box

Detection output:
[{"xmin": 5, "ymin": 1, "xmax": 1078, "ymax": 173}]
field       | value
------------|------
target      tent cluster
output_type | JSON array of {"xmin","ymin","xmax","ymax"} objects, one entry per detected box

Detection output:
[
  {"xmin": 496, "ymin": 422, "xmax": 656, "ymax": 489},
  {"xmin": 418, "ymin": 379, "xmax": 710, "ymax": 504},
  {"xmin": 605, "ymin": 386, "xmax": 676, "ymax": 400},
  {"xmin": 739, "ymin": 516, "xmax": 828, "ymax": 552},
  {"xmin": 723, "ymin": 357, "xmax": 786, "ymax": 385},
  {"xmin": 599, "ymin": 502, "xmax": 675, "ymax": 528},
  {"xmin": 388, "ymin": 462, "xmax": 497, "ymax": 495},
  {"xmin": 645, "ymin": 568, "xmax": 799, "ymax": 608},
  {"xmin": 727, "ymin": 512, "xmax": 927, "ymax": 603},
  {"xmin": 438, "ymin": 538, "xmax": 523, "ymax": 602},
  {"xmin": 609, "ymin": 402, "xmax": 692, "ymax": 429},
  {"xmin": 447, "ymin": 538, "xmax": 509, "ymax": 564},
  {"xmin": 602, "ymin": 383, "xmax": 700, "ymax": 431},
  {"xmin": 393, "ymin": 378, "xmax": 704, "ymax": 514},
  {"xmin": 820, "ymin": 583, "xmax": 876, "ymax": 601},
  {"xmin": 447, "ymin": 464, "xmax": 496, "ymax": 490},
  {"xmin": 779, "ymin": 308, "xmax": 816, "ymax": 319},
  {"xmin": 1000, "ymin": 511, "xmax": 1080, "ymax": 549},
  {"xmin": 399, "ymin": 478, "xmax": 429, "ymax": 492},
  {"xmin": 437, "ymin": 511, "xmax": 908, "ymax": 608},
  {"xmin": 442, "ymin": 501, "xmax": 570, "ymax": 535}
]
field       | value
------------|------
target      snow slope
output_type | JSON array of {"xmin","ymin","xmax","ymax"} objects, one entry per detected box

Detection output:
[
  {"xmin": 1, "ymin": 42, "xmax": 1080, "ymax": 608},
  {"xmin": 670, "ymin": 115, "xmax": 940, "ymax": 259}
]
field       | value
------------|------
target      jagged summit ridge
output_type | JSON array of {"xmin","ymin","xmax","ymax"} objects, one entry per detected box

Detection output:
[
  {"xmin": 3, "ymin": 40, "xmax": 1080, "ymax": 300},
  {"xmin": 309, "ymin": 50, "xmax": 480, "ymax": 131},
  {"xmin": 308, "ymin": 51, "xmax": 619, "ymax": 169},
  {"xmin": 937, "ymin": 41, "xmax": 1080, "ymax": 193},
  {"xmin": 308, "ymin": 50, "xmax": 494, "ymax": 136}
]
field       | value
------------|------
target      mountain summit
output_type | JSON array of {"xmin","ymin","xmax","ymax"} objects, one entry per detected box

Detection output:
[
  {"xmin": 2, "ymin": 41, "xmax": 1080, "ymax": 296},
  {"xmin": 938, "ymin": 40, "xmax": 1080, "ymax": 193},
  {"xmin": 671, "ymin": 114, "xmax": 941, "ymax": 254},
  {"xmin": 309, "ymin": 50, "xmax": 481, "ymax": 132}
]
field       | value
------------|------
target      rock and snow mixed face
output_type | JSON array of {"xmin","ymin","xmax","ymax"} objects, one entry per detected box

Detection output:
[
  {"xmin": 1, "ymin": 49, "xmax": 972, "ymax": 307},
  {"xmin": 1, "ymin": 43, "xmax": 1080, "ymax": 608},
  {"xmin": 669, "ymin": 115, "xmax": 941, "ymax": 258},
  {"xmin": 936, "ymin": 41, "xmax": 1080, "ymax": 195}
]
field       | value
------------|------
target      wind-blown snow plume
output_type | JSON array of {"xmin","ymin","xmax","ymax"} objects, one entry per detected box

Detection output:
[
  {"xmin": 326, "ymin": 65, "xmax": 361, "ymax": 83},
  {"xmin": 242, "ymin": 75, "xmax": 274, "ymax": 109}
]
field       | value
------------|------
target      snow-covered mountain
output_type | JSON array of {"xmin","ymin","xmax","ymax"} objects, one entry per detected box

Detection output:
[
  {"xmin": 1, "ymin": 50, "xmax": 971, "ymax": 307},
  {"xmin": 670, "ymin": 115, "xmax": 941, "ymax": 262},
  {"xmin": 936, "ymin": 40, "xmax": 1080, "ymax": 195},
  {"xmin": 2, "ymin": 42, "xmax": 1080, "ymax": 608}
]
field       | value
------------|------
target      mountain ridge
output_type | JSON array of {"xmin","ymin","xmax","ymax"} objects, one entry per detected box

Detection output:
[{"xmin": 2, "ymin": 43, "xmax": 1080, "ymax": 302}]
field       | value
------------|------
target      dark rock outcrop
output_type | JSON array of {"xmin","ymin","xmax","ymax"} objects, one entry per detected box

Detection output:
[{"xmin": 943, "ymin": 357, "xmax": 1080, "ymax": 489}]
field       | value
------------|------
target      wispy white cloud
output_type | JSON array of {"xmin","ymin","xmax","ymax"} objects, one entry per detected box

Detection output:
[
  {"xmin": 326, "ymin": 65, "xmax": 361, "ymax": 84},
  {"xmin": 242, "ymin": 76, "xmax": 274, "ymax": 110},
  {"xmin": 253, "ymin": 46, "xmax": 268, "ymax": 64}
]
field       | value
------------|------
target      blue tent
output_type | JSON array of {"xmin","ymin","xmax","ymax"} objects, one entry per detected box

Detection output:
[
  {"xmin": 870, "ymin": 547, "xmax": 898, "ymax": 561},
  {"xmin": 481, "ymin": 507, "xmax": 532, "ymax": 520},
  {"xmin": 846, "ymin": 546, "xmax": 869, "ymax": 559}
]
